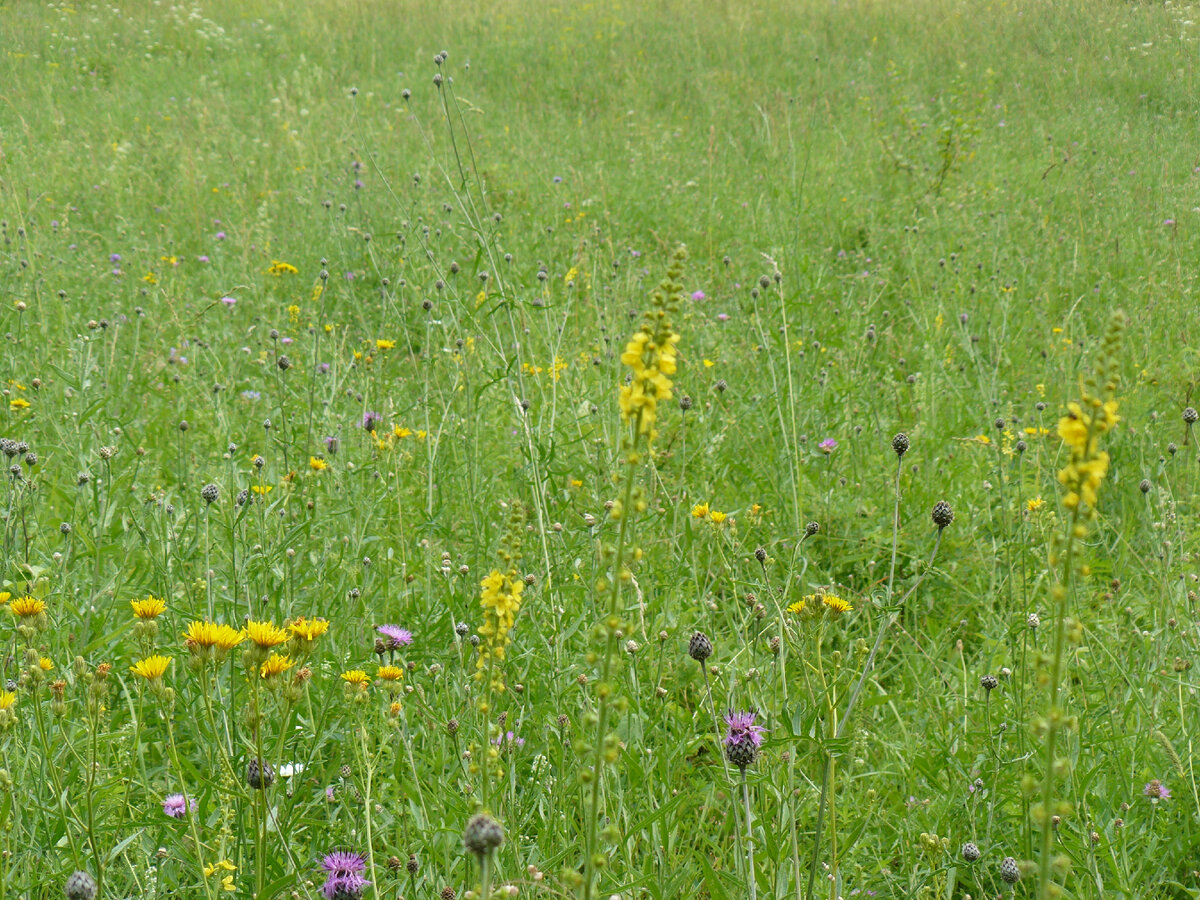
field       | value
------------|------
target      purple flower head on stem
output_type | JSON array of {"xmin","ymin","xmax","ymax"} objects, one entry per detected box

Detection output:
[
  {"xmin": 162, "ymin": 793, "xmax": 194, "ymax": 819},
  {"xmin": 1144, "ymin": 779, "xmax": 1171, "ymax": 801},
  {"xmin": 690, "ymin": 290, "xmax": 706, "ymax": 301},
  {"xmin": 221, "ymin": 296, "xmax": 236, "ymax": 307},
  {"xmin": 361, "ymin": 411, "xmax": 382, "ymax": 432},
  {"xmin": 818, "ymin": 438, "xmax": 838, "ymax": 454},
  {"xmin": 723, "ymin": 710, "xmax": 766, "ymax": 749},
  {"xmin": 110, "ymin": 253, "xmax": 121, "ymax": 263},
  {"xmin": 377, "ymin": 624, "xmax": 413, "ymax": 649},
  {"xmin": 492, "ymin": 730, "xmax": 525, "ymax": 750},
  {"xmin": 320, "ymin": 854, "xmax": 368, "ymax": 900}
]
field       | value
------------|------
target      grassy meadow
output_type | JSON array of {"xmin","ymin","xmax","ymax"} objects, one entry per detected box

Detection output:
[{"xmin": 2, "ymin": 0, "xmax": 1200, "ymax": 897}]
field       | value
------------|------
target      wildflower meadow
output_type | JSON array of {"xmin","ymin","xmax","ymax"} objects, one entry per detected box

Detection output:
[{"xmin": 2, "ymin": 0, "xmax": 1200, "ymax": 898}]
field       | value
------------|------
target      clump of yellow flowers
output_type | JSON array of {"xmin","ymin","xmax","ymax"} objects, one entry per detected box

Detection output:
[
  {"xmin": 476, "ymin": 503, "xmax": 526, "ymax": 700},
  {"xmin": 1055, "ymin": 311, "xmax": 1124, "ymax": 519},
  {"xmin": 618, "ymin": 246, "xmax": 685, "ymax": 442}
]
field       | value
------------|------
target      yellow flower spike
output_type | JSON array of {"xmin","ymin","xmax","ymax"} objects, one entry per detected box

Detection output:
[
  {"xmin": 131, "ymin": 655, "xmax": 171, "ymax": 681},
  {"xmin": 131, "ymin": 596, "xmax": 167, "ymax": 620}
]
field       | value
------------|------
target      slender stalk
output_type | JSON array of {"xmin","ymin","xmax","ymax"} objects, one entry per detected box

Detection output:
[{"xmin": 742, "ymin": 769, "xmax": 758, "ymax": 900}]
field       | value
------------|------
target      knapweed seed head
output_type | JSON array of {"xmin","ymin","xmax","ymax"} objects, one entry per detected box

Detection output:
[
  {"xmin": 892, "ymin": 432, "xmax": 910, "ymax": 457},
  {"xmin": 200, "ymin": 482, "xmax": 219, "ymax": 504},
  {"xmin": 463, "ymin": 812, "xmax": 505, "ymax": 856},
  {"xmin": 688, "ymin": 631, "xmax": 713, "ymax": 662},
  {"xmin": 65, "ymin": 870, "xmax": 98, "ymax": 900},
  {"xmin": 1184, "ymin": 406, "xmax": 1198, "ymax": 425},
  {"xmin": 981, "ymin": 674, "xmax": 999, "ymax": 692},
  {"xmin": 246, "ymin": 758, "xmax": 275, "ymax": 790},
  {"xmin": 1000, "ymin": 856, "xmax": 1021, "ymax": 884},
  {"xmin": 931, "ymin": 501, "xmax": 955, "ymax": 529},
  {"xmin": 962, "ymin": 842, "xmax": 980, "ymax": 862}
]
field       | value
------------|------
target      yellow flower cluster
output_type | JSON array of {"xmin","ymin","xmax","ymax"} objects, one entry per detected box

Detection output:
[
  {"xmin": 477, "ymin": 568, "xmax": 524, "ymax": 687},
  {"xmin": 1056, "ymin": 399, "xmax": 1118, "ymax": 514},
  {"xmin": 618, "ymin": 246, "xmax": 686, "ymax": 442}
]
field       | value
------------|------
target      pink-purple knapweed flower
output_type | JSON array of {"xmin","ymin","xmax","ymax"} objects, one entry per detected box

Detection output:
[
  {"xmin": 320, "ymin": 850, "xmax": 369, "ymax": 900},
  {"xmin": 377, "ymin": 624, "xmax": 413, "ymax": 649},
  {"xmin": 691, "ymin": 290, "xmax": 706, "ymax": 301},
  {"xmin": 723, "ymin": 709, "xmax": 766, "ymax": 769},
  {"xmin": 819, "ymin": 438, "xmax": 838, "ymax": 454},
  {"xmin": 163, "ymin": 793, "xmax": 194, "ymax": 819},
  {"xmin": 361, "ymin": 411, "xmax": 382, "ymax": 432},
  {"xmin": 1144, "ymin": 779, "xmax": 1171, "ymax": 801}
]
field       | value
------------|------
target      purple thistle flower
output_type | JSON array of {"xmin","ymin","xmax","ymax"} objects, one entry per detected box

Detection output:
[
  {"xmin": 221, "ymin": 296, "xmax": 236, "ymax": 307},
  {"xmin": 324, "ymin": 436, "xmax": 339, "ymax": 455},
  {"xmin": 215, "ymin": 231, "xmax": 226, "ymax": 240},
  {"xmin": 321, "ymin": 851, "xmax": 366, "ymax": 875},
  {"xmin": 1144, "ymin": 779, "xmax": 1171, "ymax": 801},
  {"xmin": 322, "ymin": 872, "xmax": 369, "ymax": 900},
  {"xmin": 162, "ymin": 793, "xmax": 193, "ymax": 819},
  {"xmin": 818, "ymin": 438, "xmax": 838, "ymax": 454},
  {"xmin": 377, "ymin": 624, "xmax": 413, "ymax": 649},
  {"xmin": 197, "ymin": 255, "xmax": 210, "ymax": 263},
  {"xmin": 361, "ymin": 411, "xmax": 382, "ymax": 432},
  {"xmin": 690, "ymin": 290, "xmax": 706, "ymax": 301},
  {"xmin": 109, "ymin": 253, "xmax": 121, "ymax": 263},
  {"xmin": 723, "ymin": 710, "xmax": 766, "ymax": 749},
  {"xmin": 492, "ymin": 730, "xmax": 525, "ymax": 750}
]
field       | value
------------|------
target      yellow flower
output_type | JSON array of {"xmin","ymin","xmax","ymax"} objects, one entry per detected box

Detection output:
[
  {"xmin": 288, "ymin": 617, "xmax": 329, "ymax": 643},
  {"xmin": 477, "ymin": 569, "xmax": 524, "ymax": 675},
  {"xmin": 286, "ymin": 304, "xmax": 301, "ymax": 324},
  {"xmin": 38, "ymin": 657, "xmax": 53, "ymax": 671},
  {"xmin": 131, "ymin": 596, "xmax": 166, "ymax": 619},
  {"xmin": 690, "ymin": 502, "xmax": 709, "ymax": 519},
  {"xmin": 212, "ymin": 624, "xmax": 245, "ymax": 652},
  {"xmin": 10, "ymin": 596, "xmax": 45, "ymax": 618},
  {"xmin": 822, "ymin": 595, "xmax": 853, "ymax": 616},
  {"xmin": 341, "ymin": 670, "xmax": 370, "ymax": 687},
  {"xmin": 245, "ymin": 620, "xmax": 289, "ymax": 650},
  {"xmin": 184, "ymin": 621, "xmax": 219, "ymax": 648},
  {"xmin": 709, "ymin": 510, "xmax": 727, "ymax": 525},
  {"xmin": 251, "ymin": 484, "xmax": 272, "ymax": 496},
  {"xmin": 376, "ymin": 665, "xmax": 404, "ymax": 682},
  {"xmin": 205, "ymin": 861, "xmax": 237, "ymax": 877},
  {"xmin": 142, "ymin": 272, "xmax": 158, "ymax": 285},
  {"xmin": 786, "ymin": 599, "xmax": 806, "ymax": 615},
  {"xmin": 267, "ymin": 261, "xmax": 298, "ymax": 276},
  {"xmin": 0, "ymin": 692, "xmax": 16, "ymax": 711},
  {"xmin": 259, "ymin": 654, "xmax": 294, "ymax": 679},
  {"xmin": 9, "ymin": 398, "xmax": 30, "ymax": 410},
  {"xmin": 131, "ymin": 655, "xmax": 171, "ymax": 680},
  {"xmin": 393, "ymin": 426, "xmax": 412, "ymax": 439},
  {"xmin": 376, "ymin": 339, "xmax": 395, "ymax": 350},
  {"xmin": 1026, "ymin": 496, "xmax": 1045, "ymax": 513},
  {"xmin": 309, "ymin": 456, "xmax": 328, "ymax": 472}
]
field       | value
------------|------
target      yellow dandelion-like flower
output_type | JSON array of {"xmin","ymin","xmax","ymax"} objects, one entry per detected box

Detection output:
[
  {"xmin": 131, "ymin": 596, "xmax": 167, "ymax": 619},
  {"xmin": 309, "ymin": 456, "xmax": 329, "ymax": 472},
  {"xmin": 1026, "ymin": 496, "xmax": 1045, "ymax": 513},
  {"xmin": 251, "ymin": 484, "xmax": 273, "ymax": 496},
  {"xmin": 10, "ymin": 596, "xmax": 45, "ymax": 618},
  {"xmin": 142, "ymin": 272, "xmax": 158, "ymax": 285},
  {"xmin": 709, "ymin": 510, "xmax": 727, "ymax": 525},
  {"xmin": 786, "ymin": 599, "xmax": 806, "ymax": 615},
  {"xmin": 39, "ymin": 657, "xmax": 53, "ymax": 671},
  {"xmin": 131, "ymin": 655, "xmax": 172, "ymax": 680},
  {"xmin": 183, "ymin": 620, "xmax": 219, "ymax": 648},
  {"xmin": 9, "ymin": 398, "xmax": 30, "ymax": 410},
  {"xmin": 259, "ymin": 654, "xmax": 294, "ymax": 679},
  {"xmin": 822, "ymin": 595, "xmax": 853, "ymax": 615},
  {"xmin": 288, "ymin": 617, "xmax": 329, "ymax": 642},
  {"xmin": 245, "ymin": 620, "xmax": 290, "ymax": 650},
  {"xmin": 0, "ymin": 692, "xmax": 15, "ymax": 711},
  {"xmin": 376, "ymin": 665, "xmax": 404, "ymax": 682},
  {"xmin": 213, "ymin": 624, "xmax": 245, "ymax": 651},
  {"xmin": 690, "ymin": 502, "xmax": 709, "ymax": 519},
  {"xmin": 267, "ymin": 261, "xmax": 298, "ymax": 276},
  {"xmin": 376, "ymin": 339, "xmax": 395, "ymax": 350},
  {"xmin": 341, "ymin": 670, "xmax": 370, "ymax": 687},
  {"xmin": 204, "ymin": 860, "xmax": 237, "ymax": 878}
]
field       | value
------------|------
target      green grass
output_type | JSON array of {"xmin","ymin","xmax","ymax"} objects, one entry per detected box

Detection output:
[{"xmin": 1, "ymin": 0, "xmax": 1200, "ymax": 897}]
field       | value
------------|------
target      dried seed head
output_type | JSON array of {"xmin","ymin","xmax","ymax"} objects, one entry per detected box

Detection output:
[
  {"xmin": 688, "ymin": 631, "xmax": 713, "ymax": 662},
  {"xmin": 1139, "ymin": 478, "xmax": 1151, "ymax": 494},
  {"xmin": 463, "ymin": 813, "xmax": 505, "ymax": 856},
  {"xmin": 805, "ymin": 521, "xmax": 820, "ymax": 536},
  {"xmin": 201, "ymin": 483, "xmax": 219, "ymax": 504},
  {"xmin": 999, "ymin": 857, "xmax": 1021, "ymax": 884},
  {"xmin": 892, "ymin": 432, "xmax": 910, "ymax": 457},
  {"xmin": 754, "ymin": 547, "xmax": 767, "ymax": 563},
  {"xmin": 1184, "ymin": 407, "xmax": 1198, "ymax": 425},
  {"xmin": 961, "ymin": 842, "xmax": 980, "ymax": 863},
  {"xmin": 65, "ymin": 871, "xmax": 98, "ymax": 900},
  {"xmin": 931, "ymin": 501, "xmax": 955, "ymax": 529},
  {"xmin": 980, "ymin": 674, "xmax": 999, "ymax": 692}
]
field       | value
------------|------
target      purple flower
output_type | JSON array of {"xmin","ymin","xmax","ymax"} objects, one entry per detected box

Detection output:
[
  {"xmin": 717, "ymin": 313, "xmax": 730, "ymax": 322},
  {"xmin": 197, "ymin": 255, "xmax": 210, "ymax": 263},
  {"xmin": 552, "ymin": 175, "xmax": 563, "ymax": 183},
  {"xmin": 818, "ymin": 438, "xmax": 838, "ymax": 454},
  {"xmin": 221, "ymin": 296, "xmax": 236, "ymax": 307},
  {"xmin": 492, "ymin": 730, "xmax": 525, "ymax": 750},
  {"xmin": 361, "ymin": 411, "xmax": 382, "ymax": 432},
  {"xmin": 690, "ymin": 290, "xmax": 706, "ymax": 301},
  {"xmin": 318, "ymin": 362, "xmax": 331, "ymax": 374},
  {"xmin": 241, "ymin": 390, "xmax": 261, "ymax": 401},
  {"xmin": 1144, "ymin": 779, "xmax": 1171, "ymax": 801},
  {"xmin": 321, "ymin": 852, "xmax": 368, "ymax": 900},
  {"xmin": 324, "ymin": 436, "xmax": 339, "ymax": 455},
  {"xmin": 162, "ymin": 793, "xmax": 194, "ymax": 819},
  {"xmin": 215, "ymin": 231, "xmax": 226, "ymax": 240},
  {"xmin": 723, "ymin": 710, "xmax": 766, "ymax": 749},
  {"xmin": 110, "ymin": 253, "xmax": 121, "ymax": 263},
  {"xmin": 377, "ymin": 625, "xmax": 413, "ymax": 649}
]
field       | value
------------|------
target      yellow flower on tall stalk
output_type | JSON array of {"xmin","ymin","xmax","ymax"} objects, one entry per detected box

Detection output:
[
  {"xmin": 1056, "ymin": 398, "xmax": 1119, "ymax": 514},
  {"xmin": 131, "ymin": 596, "xmax": 166, "ymax": 619},
  {"xmin": 184, "ymin": 621, "xmax": 245, "ymax": 661},
  {"xmin": 245, "ymin": 620, "xmax": 289, "ymax": 650},
  {"xmin": 288, "ymin": 616, "xmax": 329, "ymax": 644},
  {"xmin": 477, "ymin": 569, "xmax": 524, "ymax": 673},
  {"xmin": 131, "ymin": 655, "xmax": 171, "ymax": 681},
  {"xmin": 259, "ymin": 653, "xmax": 294, "ymax": 680},
  {"xmin": 618, "ymin": 246, "xmax": 686, "ymax": 441},
  {"xmin": 10, "ymin": 596, "xmax": 45, "ymax": 618}
]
